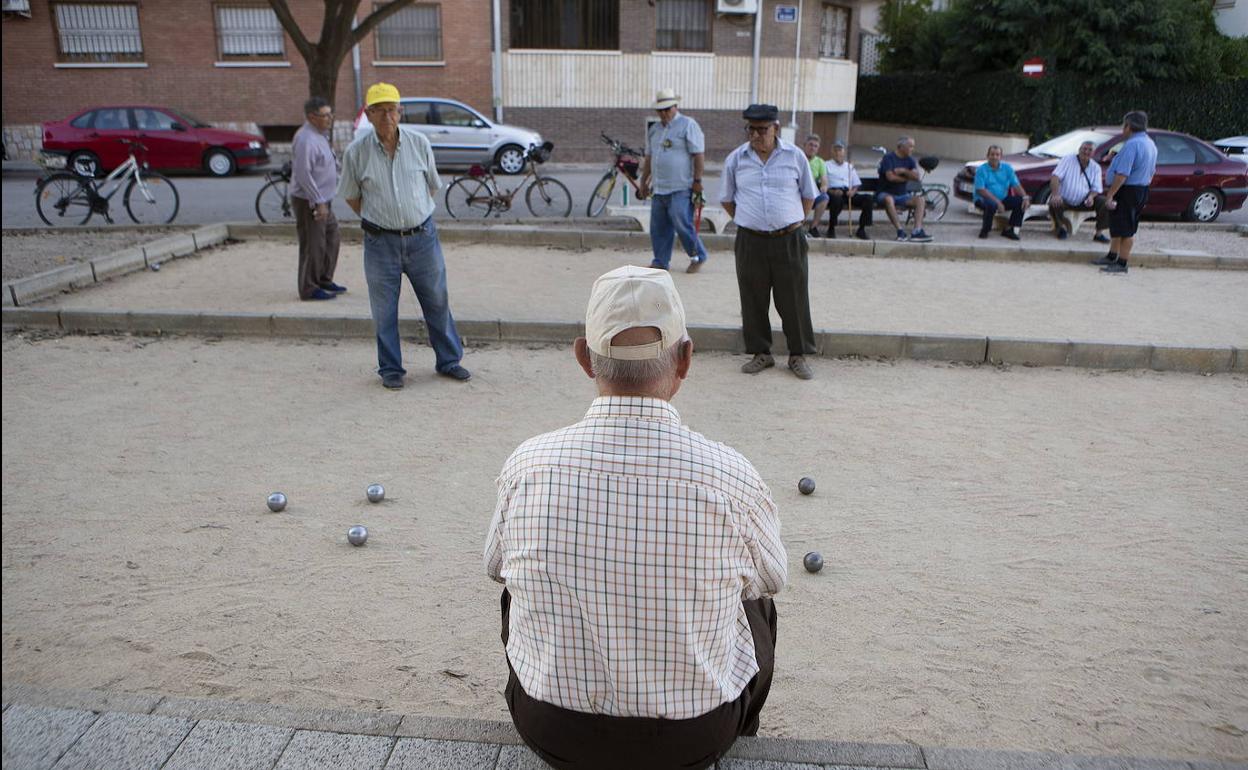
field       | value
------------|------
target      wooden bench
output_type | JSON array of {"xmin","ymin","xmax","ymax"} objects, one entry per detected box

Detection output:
[{"xmin": 605, "ymin": 204, "xmax": 733, "ymax": 234}]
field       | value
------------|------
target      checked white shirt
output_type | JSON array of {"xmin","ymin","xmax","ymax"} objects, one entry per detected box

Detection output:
[{"xmin": 484, "ymin": 396, "xmax": 787, "ymax": 720}]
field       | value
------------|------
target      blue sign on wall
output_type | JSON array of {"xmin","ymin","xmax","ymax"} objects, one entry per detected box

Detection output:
[{"xmin": 775, "ymin": 5, "xmax": 797, "ymax": 22}]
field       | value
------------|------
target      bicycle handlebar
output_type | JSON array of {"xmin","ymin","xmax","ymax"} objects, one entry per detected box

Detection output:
[
  {"xmin": 120, "ymin": 139, "xmax": 149, "ymax": 153},
  {"xmin": 600, "ymin": 132, "xmax": 642, "ymax": 158}
]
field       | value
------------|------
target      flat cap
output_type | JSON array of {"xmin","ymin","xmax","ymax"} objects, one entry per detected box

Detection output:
[{"xmin": 742, "ymin": 103, "xmax": 779, "ymax": 121}]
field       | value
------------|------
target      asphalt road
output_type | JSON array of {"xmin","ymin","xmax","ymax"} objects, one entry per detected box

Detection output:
[{"xmin": 5, "ymin": 160, "xmax": 1245, "ymax": 229}]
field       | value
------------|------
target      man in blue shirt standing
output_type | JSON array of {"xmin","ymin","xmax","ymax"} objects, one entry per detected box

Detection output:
[
  {"xmin": 1094, "ymin": 111, "xmax": 1158, "ymax": 275},
  {"xmin": 639, "ymin": 89, "xmax": 708, "ymax": 273},
  {"xmin": 876, "ymin": 137, "xmax": 932, "ymax": 242},
  {"xmin": 973, "ymin": 145, "xmax": 1029, "ymax": 241}
]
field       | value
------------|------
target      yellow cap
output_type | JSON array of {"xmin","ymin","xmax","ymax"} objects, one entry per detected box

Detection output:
[{"xmin": 365, "ymin": 82, "xmax": 401, "ymax": 107}]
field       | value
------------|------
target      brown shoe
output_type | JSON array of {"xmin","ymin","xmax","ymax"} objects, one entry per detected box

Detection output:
[
  {"xmin": 686, "ymin": 258, "xmax": 705, "ymax": 273},
  {"xmin": 741, "ymin": 353, "xmax": 775, "ymax": 374},
  {"xmin": 788, "ymin": 356, "xmax": 813, "ymax": 380}
]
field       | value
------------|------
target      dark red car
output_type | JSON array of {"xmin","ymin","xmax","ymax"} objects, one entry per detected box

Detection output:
[
  {"xmin": 953, "ymin": 127, "xmax": 1248, "ymax": 222},
  {"xmin": 41, "ymin": 105, "xmax": 269, "ymax": 177}
]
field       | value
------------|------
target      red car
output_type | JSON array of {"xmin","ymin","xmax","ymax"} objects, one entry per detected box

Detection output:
[
  {"xmin": 41, "ymin": 105, "xmax": 269, "ymax": 177},
  {"xmin": 953, "ymin": 127, "xmax": 1248, "ymax": 222}
]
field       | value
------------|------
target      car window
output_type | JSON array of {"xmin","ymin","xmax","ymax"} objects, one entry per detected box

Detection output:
[
  {"xmin": 436, "ymin": 104, "xmax": 481, "ymax": 128},
  {"xmin": 401, "ymin": 103, "xmax": 431, "ymax": 125},
  {"xmin": 1155, "ymin": 134, "xmax": 1195, "ymax": 165},
  {"xmin": 1190, "ymin": 140, "xmax": 1221, "ymax": 164},
  {"xmin": 134, "ymin": 109, "xmax": 178, "ymax": 131},
  {"xmin": 70, "ymin": 112, "xmax": 94, "ymax": 129},
  {"xmin": 93, "ymin": 108, "xmax": 132, "ymax": 130}
]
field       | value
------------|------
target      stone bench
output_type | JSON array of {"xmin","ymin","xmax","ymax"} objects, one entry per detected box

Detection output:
[{"xmin": 605, "ymin": 204, "xmax": 732, "ymax": 234}]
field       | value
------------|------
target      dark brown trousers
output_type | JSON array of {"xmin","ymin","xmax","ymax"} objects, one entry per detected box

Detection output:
[
  {"xmin": 734, "ymin": 227, "xmax": 817, "ymax": 357},
  {"xmin": 292, "ymin": 195, "xmax": 341, "ymax": 299},
  {"xmin": 500, "ymin": 588, "xmax": 778, "ymax": 770}
]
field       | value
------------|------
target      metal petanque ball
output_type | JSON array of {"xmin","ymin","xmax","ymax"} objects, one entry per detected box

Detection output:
[
  {"xmin": 366, "ymin": 483, "xmax": 385, "ymax": 503},
  {"xmin": 347, "ymin": 525, "xmax": 369, "ymax": 546},
  {"xmin": 266, "ymin": 492, "xmax": 287, "ymax": 512},
  {"xmin": 149, "ymin": 263, "xmax": 161, "ymax": 272},
  {"xmin": 803, "ymin": 551, "xmax": 824, "ymax": 573},
  {"xmin": 798, "ymin": 477, "xmax": 816, "ymax": 495}
]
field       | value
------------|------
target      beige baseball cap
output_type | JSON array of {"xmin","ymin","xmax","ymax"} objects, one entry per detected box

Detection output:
[{"xmin": 585, "ymin": 266, "xmax": 687, "ymax": 360}]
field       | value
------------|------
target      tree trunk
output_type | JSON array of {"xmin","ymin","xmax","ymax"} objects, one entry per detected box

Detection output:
[{"xmin": 308, "ymin": 54, "xmax": 341, "ymax": 111}]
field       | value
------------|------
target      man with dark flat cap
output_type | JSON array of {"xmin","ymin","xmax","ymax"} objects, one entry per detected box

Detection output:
[{"xmin": 719, "ymin": 104, "xmax": 818, "ymax": 380}]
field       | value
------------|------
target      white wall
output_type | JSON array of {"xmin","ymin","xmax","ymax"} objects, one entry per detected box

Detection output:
[{"xmin": 851, "ymin": 121, "xmax": 1031, "ymax": 162}]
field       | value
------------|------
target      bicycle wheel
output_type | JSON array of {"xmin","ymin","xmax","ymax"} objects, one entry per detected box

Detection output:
[
  {"xmin": 925, "ymin": 189, "xmax": 949, "ymax": 222},
  {"xmin": 125, "ymin": 172, "xmax": 179, "ymax": 224},
  {"xmin": 35, "ymin": 172, "xmax": 94, "ymax": 226},
  {"xmin": 586, "ymin": 171, "xmax": 618, "ymax": 217},
  {"xmin": 445, "ymin": 177, "xmax": 493, "ymax": 219},
  {"xmin": 255, "ymin": 179, "xmax": 293, "ymax": 223},
  {"xmin": 526, "ymin": 177, "xmax": 572, "ymax": 218}
]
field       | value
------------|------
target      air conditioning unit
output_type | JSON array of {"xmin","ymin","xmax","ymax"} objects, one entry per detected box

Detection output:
[
  {"xmin": 1, "ymin": 0, "xmax": 31, "ymax": 13},
  {"xmin": 717, "ymin": 0, "xmax": 758, "ymax": 14}
]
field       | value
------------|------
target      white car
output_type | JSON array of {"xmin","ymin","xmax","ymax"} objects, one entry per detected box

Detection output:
[
  {"xmin": 353, "ymin": 97, "xmax": 542, "ymax": 175},
  {"xmin": 1213, "ymin": 135, "xmax": 1248, "ymax": 157}
]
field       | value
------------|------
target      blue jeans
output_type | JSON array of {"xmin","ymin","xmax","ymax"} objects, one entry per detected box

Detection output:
[
  {"xmin": 649, "ymin": 190, "xmax": 707, "ymax": 269},
  {"xmin": 362, "ymin": 217, "xmax": 463, "ymax": 378}
]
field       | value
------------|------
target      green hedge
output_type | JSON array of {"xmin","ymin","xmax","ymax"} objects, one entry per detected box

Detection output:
[{"xmin": 856, "ymin": 73, "xmax": 1248, "ymax": 143}]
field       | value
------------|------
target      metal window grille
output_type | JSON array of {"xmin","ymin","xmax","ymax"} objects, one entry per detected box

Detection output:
[
  {"xmin": 859, "ymin": 30, "xmax": 881, "ymax": 74},
  {"xmin": 510, "ymin": 0, "xmax": 618, "ymax": 50},
  {"xmin": 53, "ymin": 2, "xmax": 143, "ymax": 62},
  {"xmin": 215, "ymin": 5, "xmax": 284, "ymax": 58},
  {"xmin": 818, "ymin": 3, "xmax": 850, "ymax": 59},
  {"xmin": 656, "ymin": 0, "xmax": 710, "ymax": 51},
  {"xmin": 375, "ymin": 3, "xmax": 442, "ymax": 60}
]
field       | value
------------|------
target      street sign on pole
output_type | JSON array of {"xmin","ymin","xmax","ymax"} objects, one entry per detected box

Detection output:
[{"xmin": 775, "ymin": 5, "xmax": 797, "ymax": 22}]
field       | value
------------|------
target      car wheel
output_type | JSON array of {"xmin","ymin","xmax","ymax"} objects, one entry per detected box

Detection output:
[
  {"xmin": 1183, "ymin": 188, "xmax": 1222, "ymax": 222},
  {"xmin": 69, "ymin": 151, "xmax": 101, "ymax": 178},
  {"xmin": 495, "ymin": 145, "xmax": 526, "ymax": 175},
  {"xmin": 1032, "ymin": 184, "xmax": 1050, "ymax": 206},
  {"xmin": 205, "ymin": 148, "xmax": 236, "ymax": 177}
]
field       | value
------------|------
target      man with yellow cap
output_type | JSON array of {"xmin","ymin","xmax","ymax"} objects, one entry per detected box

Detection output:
[{"xmin": 338, "ymin": 82, "xmax": 470, "ymax": 388}]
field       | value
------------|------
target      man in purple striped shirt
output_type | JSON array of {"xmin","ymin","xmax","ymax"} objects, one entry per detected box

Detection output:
[{"xmin": 290, "ymin": 97, "xmax": 344, "ymax": 301}]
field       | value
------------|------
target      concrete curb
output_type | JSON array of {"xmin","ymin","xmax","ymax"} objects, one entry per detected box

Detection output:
[
  {"xmin": 221, "ymin": 223, "xmax": 1247, "ymax": 271},
  {"xmin": 4, "ymin": 307, "xmax": 1243, "ymax": 375},
  {"xmin": 1, "ymin": 224, "xmax": 231, "ymax": 307},
  {"xmin": 2, "ymin": 683, "xmax": 1224, "ymax": 769}
]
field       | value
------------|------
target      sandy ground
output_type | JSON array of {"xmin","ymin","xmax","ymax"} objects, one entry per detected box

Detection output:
[
  {"xmin": 1, "ymin": 228, "xmax": 186, "ymax": 284},
  {"xmin": 33, "ymin": 239, "xmax": 1248, "ymax": 349},
  {"xmin": 2, "ymin": 334, "xmax": 1245, "ymax": 762}
]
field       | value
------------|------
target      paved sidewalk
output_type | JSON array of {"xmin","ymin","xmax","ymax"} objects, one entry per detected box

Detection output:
[{"xmin": 5, "ymin": 684, "xmax": 1236, "ymax": 770}]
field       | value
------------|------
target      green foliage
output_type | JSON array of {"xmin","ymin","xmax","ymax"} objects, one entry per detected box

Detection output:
[
  {"xmin": 879, "ymin": 0, "xmax": 1246, "ymax": 88},
  {"xmin": 856, "ymin": 72, "xmax": 1248, "ymax": 143}
]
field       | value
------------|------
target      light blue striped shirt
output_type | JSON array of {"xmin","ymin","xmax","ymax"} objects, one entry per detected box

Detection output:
[
  {"xmin": 338, "ymin": 126, "xmax": 442, "ymax": 229},
  {"xmin": 719, "ymin": 139, "xmax": 816, "ymax": 232}
]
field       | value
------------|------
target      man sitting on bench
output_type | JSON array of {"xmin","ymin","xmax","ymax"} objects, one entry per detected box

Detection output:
[{"xmin": 1048, "ymin": 140, "xmax": 1110, "ymax": 242}]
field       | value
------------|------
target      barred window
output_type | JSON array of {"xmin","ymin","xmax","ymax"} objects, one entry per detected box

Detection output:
[
  {"xmin": 819, "ymin": 3, "xmax": 850, "ymax": 59},
  {"xmin": 656, "ymin": 0, "xmax": 710, "ymax": 52},
  {"xmin": 511, "ymin": 0, "xmax": 618, "ymax": 50},
  {"xmin": 375, "ymin": 3, "xmax": 442, "ymax": 61},
  {"xmin": 52, "ymin": 2, "xmax": 143, "ymax": 63},
  {"xmin": 215, "ymin": 4, "xmax": 285, "ymax": 59}
]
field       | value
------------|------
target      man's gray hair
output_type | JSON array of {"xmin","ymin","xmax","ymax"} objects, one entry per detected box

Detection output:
[
  {"xmin": 589, "ymin": 339, "xmax": 685, "ymax": 386},
  {"xmin": 805, "ymin": 133, "xmax": 821, "ymax": 144},
  {"xmin": 1123, "ymin": 110, "xmax": 1148, "ymax": 132},
  {"xmin": 987, "ymin": 144, "xmax": 1003, "ymax": 154},
  {"xmin": 897, "ymin": 136, "xmax": 915, "ymax": 148},
  {"xmin": 304, "ymin": 96, "xmax": 330, "ymax": 115},
  {"xmin": 1079, "ymin": 140, "xmax": 1095, "ymax": 149}
]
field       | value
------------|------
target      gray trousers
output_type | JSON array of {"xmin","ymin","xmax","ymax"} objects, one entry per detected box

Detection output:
[{"xmin": 292, "ymin": 195, "xmax": 341, "ymax": 299}]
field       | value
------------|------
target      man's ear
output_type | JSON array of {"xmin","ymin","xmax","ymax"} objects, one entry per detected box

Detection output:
[
  {"xmin": 574, "ymin": 338, "xmax": 595, "ymax": 379},
  {"xmin": 675, "ymin": 339, "xmax": 693, "ymax": 380}
]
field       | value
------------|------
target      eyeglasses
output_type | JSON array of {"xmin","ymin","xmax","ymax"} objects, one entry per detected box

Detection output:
[{"xmin": 745, "ymin": 125, "xmax": 772, "ymax": 136}]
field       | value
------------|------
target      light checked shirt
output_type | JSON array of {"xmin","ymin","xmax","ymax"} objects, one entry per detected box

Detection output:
[
  {"xmin": 720, "ymin": 139, "xmax": 817, "ymax": 232},
  {"xmin": 824, "ymin": 159, "xmax": 862, "ymax": 190},
  {"xmin": 1107, "ymin": 132, "xmax": 1158, "ymax": 187},
  {"xmin": 1051, "ymin": 153, "xmax": 1104, "ymax": 205},
  {"xmin": 484, "ymin": 396, "xmax": 788, "ymax": 720},
  {"xmin": 338, "ymin": 126, "xmax": 442, "ymax": 229},
  {"xmin": 646, "ymin": 113, "xmax": 705, "ymax": 195},
  {"xmin": 289, "ymin": 121, "xmax": 339, "ymax": 205}
]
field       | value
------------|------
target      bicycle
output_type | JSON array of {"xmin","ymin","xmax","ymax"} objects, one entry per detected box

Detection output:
[
  {"xmin": 586, "ymin": 132, "xmax": 645, "ymax": 217},
  {"xmin": 869, "ymin": 145, "xmax": 949, "ymax": 222},
  {"xmin": 35, "ymin": 139, "xmax": 179, "ymax": 226},
  {"xmin": 443, "ymin": 141, "xmax": 571, "ymax": 219},
  {"xmin": 255, "ymin": 160, "xmax": 293, "ymax": 223}
]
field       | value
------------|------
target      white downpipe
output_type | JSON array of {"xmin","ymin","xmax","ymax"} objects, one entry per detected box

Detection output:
[
  {"xmin": 750, "ymin": 4, "xmax": 763, "ymax": 103},
  {"xmin": 788, "ymin": 0, "xmax": 803, "ymax": 130},
  {"xmin": 492, "ymin": 0, "xmax": 504, "ymax": 122},
  {"xmin": 351, "ymin": 15, "xmax": 362, "ymax": 113}
]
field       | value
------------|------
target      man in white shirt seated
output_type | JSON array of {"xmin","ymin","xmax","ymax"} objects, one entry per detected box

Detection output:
[
  {"xmin": 1048, "ymin": 140, "xmax": 1110, "ymax": 242},
  {"xmin": 823, "ymin": 139, "xmax": 874, "ymax": 240},
  {"xmin": 484, "ymin": 265, "xmax": 787, "ymax": 769}
]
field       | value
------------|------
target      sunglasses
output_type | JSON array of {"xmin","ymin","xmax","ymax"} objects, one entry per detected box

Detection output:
[{"xmin": 745, "ymin": 125, "xmax": 772, "ymax": 136}]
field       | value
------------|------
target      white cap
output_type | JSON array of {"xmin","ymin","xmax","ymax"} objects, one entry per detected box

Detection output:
[{"xmin": 585, "ymin": 266, "xmax": 687, "ymax": 360}]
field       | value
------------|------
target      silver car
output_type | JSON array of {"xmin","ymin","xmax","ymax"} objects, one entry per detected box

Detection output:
[{"xmin": 352, "ymin": 97, "xmax": 541, "ymax": 175}]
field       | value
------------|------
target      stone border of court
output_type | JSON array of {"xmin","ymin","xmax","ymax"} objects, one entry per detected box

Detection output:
[
  {"xmin": 1, "ymin": 224, "xmax": 230, "ymax": 308},
  {"xmin": 226, "ymin": 222, "xmax": 1248, "ymax": 271},
  {"xmin": 3, "ymin": 307, "xmax": 1245, "ymax": 375},
  {"xmin": 5, "ymin": 682, "xmax": 1232, "ymax": 770}
]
